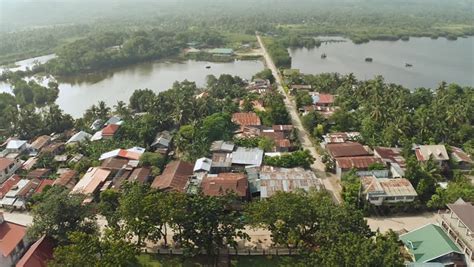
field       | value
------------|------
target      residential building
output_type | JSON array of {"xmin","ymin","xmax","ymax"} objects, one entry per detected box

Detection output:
[
  {"xmin": 239, "ymin": 99, "xmax": 265, "ymax": 111},
  {"xmin": 41, "ymin": 142, "xmax": 65, "ymax": 156},
  {"xmin": 105, "ymin": 116, "xmax": 122, "ymax": 126},
  {"xmin": 194, "ymin": 157, "xmax": 212, "ymax": 173},
  {"xmin": 321, "ymin": 132, "xmax": 361, "ymax": 147},
  {"xmin": 335, "ymin": 156, "xmax": 384, "ymax": 178},
  {"xmin": 101, "ymin": 124, "xmax": 120, "ymax": 139},
  {"xmin": 400, "ymin": 224, "xmax": 466, "ymax": 266},
  {"xmin": 150, "ymin": 131, "xmax": 172, "ymax": 154},
  {"xmin": 450, "ymin": 147, "xmax": 473, "ymax": 171},
  {"xmin": 374, "ymin": 147, "xmax": 406, "ymax": 178},
  {"xmin": 440, "ymin": 198, "xmax": 474, "ymax": 266},
  {"xmin": 26, "ymin": 169, "xmax": 50, "ymax": 180},
  {"xmin": 208, "ymin": 48, "xmax": 234, "ymax": 55},
  {"xmin": 5, "ymin": 140, "xmax": 27, "ymax": 155},
  {"xmin": 66, "ymin": 131, "xmax": 92, "ymax": 145},
  {"xmin": 210, "ymin": 140, "xmax": 235, "ymax": 153},
  {"xmin": 53, "ymin": 169, "xmax": 78, "ymax": 189},
  {"xmin": 0, "ymin": 158, "xmax": 21, "ymax": 184},
  {"xmin": 99, "ymin": 147, "xmax": 144, "ymax": 161},
  {"xmin": 211, "ymin": 152, "xmax": 233, "ymax": 174},
  {"xmin": 151, "ymin": 161, "xmax": 194, "ymax": 192},
  {"xmin": 71, "ymin": 167, "xmax": 111, "ymax": 204},
  {"xmin": 311, "ymin": 92, "xmax": 335, "ymax": 107},
  {"xmin": 0, "ymin": 212, "xmax": 28, "ymax": 267},
  {"xmin": 0, "ymin": 179, "xmax": 29, "ymax": 208},
  {"xmin": 14, "ymin": 178, "xmax": 53, "ymax": 209},
  {"xmin": 128, "ymin": 167, "xmax": 151, "ymax": 184},
  {"xmin": 231, "ymin": 147, "xmax": 264, "ymax": 167},
  {"xmin": 21, "ymin": 157, "xmax": 37, "ymax": 171},
  {"xmin": 200, "ymin": 173, "xmax": 248, "ymax": 199},
  {"xmin": 290, "ymin": 84, "xmax": 312, "ymax": 91},
  {"xmin": 415, "ymin": 145, "xmax": 450, "ymax": 167},
  {"xmin": 326, "ymin": 142, "xmax": 370, "ymax": 159},
  {"xmin": 232, "ymin": 112, "xmax": 262, "ymax": 131},
  {"xmin": 272, "ymin": 125, "xmax": 294, "ymax": 138},
  {"xmin": 258, "ymin": 166, "xmax": 323, "ymax": 198},
  {"xmin": 361, "ymin": 176, "xmax": 417, "ymax": 206},
  {"xmin": 101, "ymin": 157, "xmax": 133, "ymax": 171},
  {"xmin": 261, "ymin": 130, "xmax": 292, "ymax": 152},
  {"xmin": 29, "ymin": 135, "xmax": 51, "ymax": 154},
  {"xmin": 15, "ymin": 235, "xmax": 54, "ymax": 267},
  {"xmin": 0, "ymin": 175, "xmax": 21, "ymax": 199},
  {"xmin": 90, "ymin": 119, "xmax": 104, "ymax": 131}
]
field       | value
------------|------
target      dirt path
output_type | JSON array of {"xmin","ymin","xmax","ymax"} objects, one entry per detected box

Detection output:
[{"xmin": 256, "ymin": 34, "xmax": 342, "ymax": 204}]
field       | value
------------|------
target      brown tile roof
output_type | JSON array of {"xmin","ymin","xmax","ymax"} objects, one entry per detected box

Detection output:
[
  {"xmin": 0, "ymin": 175, "xmax": 21, "ymax": 198},
  {"xmin": 201, "ymin": 173, "xmax": 248, "ymax": 197},
  {"xmin": 232, "ymin": 112, "xmax": 261, "ymax": 127},
  {"xmin": 261, "ymin": 131, "xmax": 285, "ymax": 140},
  {"xmin": 451, "ymin": 146, "xmax": 473, "ymax": 164},
  {"xmin": 16, "ymin": 235, "xmax": 54, "ymax": 267},
  {"xmin": 272, "ymin": 125, "xmax": 294, "ymax": 132},
  {"xmin": 336, "ymin": 156, "xmax": 383, "ymax": 170},
  {"xmin": 326, "ymin": 142, "xmax": 370, "ymax": 158},
  {"xmin": 30, "ymin": 135, "xmax": 51, "ymax": 151},
  {"xmin": 315, "ymin": 93, "xmax": 334, "ymax": 105},
  {"xmin": 0, "ymin": 219, "xmax": 27, "ymax": 257},
  {"xmin": 151, "ymin": 161, "xmax": 193, "ymax": 192},
  {"xmin": 17, "ymin": 178, "xmax": 41, "ymax": 198},
  {"xmin": 275, "ymin": 139, "xmax": 292, "ymax": 148},
  {"xmin": 128, "ymin": 167, "xmax": 151, "ymax": 184},
  {"xmin": 447, "ymin": 202, "xmax": 474, "ymax": 232},
  {"xmin": 53, "ymin": 170, "xmax": 78, "ymax": 189},
  {"xmin": 35, "ymin": 179, "xmax": 54, "ymax": 194},
  {"xmin": 102, "ymin": 124, "xmax": 120, "ymax": 136},
  {"xmin": 26, "ymin": 169, "xmax": 51, "ymax": 180},
  {"xmin": 41, "ymin": 142, "xmax": 64, "ymax": 155},
  {"xmin": 101, "ymin": 158, "xmax": 130, "ymax": 170},
  {"xmin": 0, "ymin": 158, "xmax": 14, "ymax": 172}
]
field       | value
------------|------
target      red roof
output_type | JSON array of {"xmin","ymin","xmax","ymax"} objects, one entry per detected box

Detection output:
[
  {"xmin": 374, "ymin": 147, "xmax": 406, "ymax": 168},
  {"xmin": 151, "ymin": 161, "xmax": 194, "ymax": 192},
  {"xmin": 272, "ymin": 125, "xmax": 294, "ymax": 132},
  {"xmin": 326, "ymin": 142, "xmax": 370, "ymax": 158},
  {"xmin": 201, "ymin": 173, "xmax": 248, "ymax": 197},
  {"xmin": 0, "ymin": 175, "xmax": 21, "ymax": 198},
  {"xmin": 276, "ymin": 139, "xmax": 292, "ymax": 148},
  {"xmin": 26, "ymin": 169, "xmax": 51, "ymax": 179},
  {"xmin": 0, "ymin": 219, "xmax": 27, "ymax": 257},
  {"xmin": 336, "ymin": 156, "xmax": 383, "ymax": 170},
  {"xmin": 102, "ymin": 124, "xmax": 120, "ymax": 136},
  {"xmin": 232, "ymin": 112, "xmax": 261, "ymax": 127},
  {"xmin": 35, "ymin": 179, "xmax": 54, "ymax": 194},
  {"xmin": 0, "ymin": 158, "xmax": 14, "ymax": 172},
  {"xmin": 261, "ymin": 131, "xmax": 285, "ymax": 140},
  {"xmin": 17, "ymin": 178, "xmax": 41, "ymax": 198},
  {"xmin": 128, "ymin": 167, "xmax": 151, "ymax": 184},
  {"xmin": 316, "ymin": 93, "xmax": 334, "ymax": 104},
  {"xmin": 16, "ymin": 235, "xmax": 54, "ymax": 267},
  {"xmin": 53, "ymin": 170, "xmax": 78, "ymax": 189}
]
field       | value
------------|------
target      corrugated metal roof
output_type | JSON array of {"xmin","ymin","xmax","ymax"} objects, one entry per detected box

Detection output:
[
  {"xmin": 194, "ymin": 157, "xmax": 212, "ymax": 172},
  {"xmin": 259, "ymin": 166, "xmax": 322, "ymax": 198},
  {"xmin": 231, "ymin": 147, "xmax": 263, "ymax": 166}
]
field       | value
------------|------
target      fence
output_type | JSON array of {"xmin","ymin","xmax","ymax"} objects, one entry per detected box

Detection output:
[{"xmin": 147, "ymin": 247, "xmax": 298, "ymax": 256}]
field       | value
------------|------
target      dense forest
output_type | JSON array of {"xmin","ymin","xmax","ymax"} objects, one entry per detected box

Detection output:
[{"xmin": 1, "ymin": 0, "xmax": 473, "ymax": 65}]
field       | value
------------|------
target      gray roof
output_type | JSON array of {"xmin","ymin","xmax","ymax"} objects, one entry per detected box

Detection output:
[
  {"xmin": 210, "ymin": 140, "xmax": 235, "ymax": 152},
  {"xmin": 6, "ymin": 140, "xmax": 27, "ymax": 150},
  {"xmin": 194, "ymin": 157, "xmax": 212, "ymax": 172},
  {"xmin": 106, "ymin": 116, "xmax": 122, "ymax": 125},
  {"xmin": 231, "ymin": 147, "xmax": 263, "ymax": 166},
  {"xmin": 259, "ymin": 166, "xmax": 322, "ymax": 198},
  {"xmin": 66, "ymin": 131, "xmax": 92, "ymax": 144}
]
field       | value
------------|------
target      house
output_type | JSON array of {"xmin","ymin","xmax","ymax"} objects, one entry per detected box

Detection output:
[
  {"xmin": 0, "ymin": 175, "xmax": 21, "ymax": 199},
  {"xmin": 150, "ymin": 131, "xmax": 172, "ymax": 154},
  {"xmin": 26, "ymin": 169, "xmax": 50, "ymax": 180},
  {"xmin": 101, "ymin": 124, "xmax": 120, "ymax": 139},
  {"xmin": 261, "ymin": 130, "xmax": 292, "ymax": 152},
  {"xmin": 0, "ymin": 179, "xmax": 29, "ymax": 208},
  {"xmin": 450, "ymin": 147, "xmax": 473, "ymax": 171},
  {"xmin": 105, "ymin": 116, "xmax": 122, "ymax": 126},
  {"xmin": 0, "ymin": 212, "xmax": 28, "ymax": 267},
  {"xmin": 326, "ymin": 142, "xmax": 370, "ymax": 159},
  {"xmin": 239, "ymin": 99, "xmax": 265, "ymax": 111},
  {"xmin": 400, "ymin": 224, "xmax": 465, "ymax": 266},
  {"xmin": 21, "ymin": 157, "xmax": 37, "ymax": 171},
  {"xmin": 335, "ymin": 156, "xmax": 384, "ymax": 178},
  {"xmin": 70, "ymin": 167, "xmax": 111, "ymax": 204},
  {"xmin": 361, "ymin": 175, "xmax": 417, "ymax": 206},
  {"xmin": 311, "ymin": 93, "xmax": 335, "ymax": 107},
  {"xmin": 194, "ymin": 158, "xmax": 212, "ymax": 173},
  {"xmin": 15, "ymin": 235, "xmax": 54, "ymax": 267},
  {"xmin": 290, "ymin": 84, "xmax": 312, "ymax": 92},
  {"xmin": 373, "ymin": 147, "xmax": 407, "ymax": 178},
  {"xmin": 200, "ymin": 173, "xmax": 248, "ymax": 199},
  {"xmin": 0, "ymin": 158, "xmax": 21, "ymax": 184},
  {"xmin": 272, "ymin": 125, "xmax": 294, "ymax": 138},
  {"xmin": 5, "ymin": 140, "xmax": 27, "ymax": 155},
  {"xmin": 246, "ymin": 78, "xmax": 271, "ymax": 94},
  {"xmin": 29, "ymin": 135, "xmax": 51, "ymax": 154},
  {"xmin": 232, "ymin": 112, "xmax": 261, "ymax": 131},
  {"xmin": 235, "ymin": 126, "xmax": 261, "ymax": 138},
  {"xmin": 66, "ymin": 131, "xmax": 92, "ymax": 145},
  {"xmin": 210, "ymin": 140, "xmax": 235, "ymax": 153},
  {"xmin": 128, "ymin": 167, "xmax": 152, "ymax": 184},
  {"xmin": 90, "ymin": 119, "xmax": 104, "ymax": 131},
  {"xmin": 101, "ymin": 157, "xmax": 133, "ymax": 171},
  {"xmin": 440, "ymin": 198, "xmax": 474, "ymax": 266},
  {"xmin": 41, "ymin": 142, "xmax": 65, "ymax": 156},
  {"xmin": 151, "ymin": 161, "xmax": 194, "ymax": 192},
  {"xmin": 53, "ymin": 169, "xmax": 78, "ymax": 189},
  {"xmin": 90, "ymin": 131, "xmax": 103, "ymax": 141},
  {"xmin": 415, "ymin": 145, "xmax": 449, "ymax": 167},
  {"xmin": 322, "ymin": 132, "xmax": 361, "ymax": 147},
  {"xmin": 14, "ymin": 178, "xmax": 54, "ymax": 209},
  {"xmin": 99, "ymin": 147, "xmax": 144, "ymax": 161},
  {"xmin": 211, "ymin": 153, "xmax": 233, "ymax": 174},
  {"xmin": 258, "ymin": 166, "xmax": 323, "ymax": 198},
  {"xmin": 231, "ymin": 147, "xmax": 264, "ymax": 167}
]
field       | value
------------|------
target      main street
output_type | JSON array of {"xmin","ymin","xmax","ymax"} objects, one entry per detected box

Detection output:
[{"xmin": 256, "ymin": 34, "xmax": 342, "ymax": 204}]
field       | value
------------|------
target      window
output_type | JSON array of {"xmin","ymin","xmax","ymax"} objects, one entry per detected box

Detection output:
[
  {"xmin": 385, "ymin": 197, "xmax": 395, "ymax": 201},
  {"xmin": 369, "ymin": 197, "xmax": 379, "ymax": 201}
]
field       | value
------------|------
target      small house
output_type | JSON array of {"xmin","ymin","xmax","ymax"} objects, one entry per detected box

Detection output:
[
  {"xmin": 194, "ymin": 157, "xmax": 212, "ymax": 173},
  {"xmin": 361, "ymin": 176, "xmax": 417, "ymax": 206},
  {"xmin": 0, "ymin": 212, "xmax": 29, "ymax": 266},
  {"xmin": 450, "ymin": 146, "xmax": 473, "ymax": 171},
  {"xmin": 0, "ymin": 158, "xmax": 21, "ymax": 184},
  {"xmin": 210, "ymin": 140, "xmax": 235, "ymax": 154},
  {"xmin": 335, "ymin": 156, "xmax": 384, "ymax": 178},
  {"xmin": 66, "ymin": 131, "xmax": 92, "ymax": 145},
  {"xmin": 231, "ymin": 147, "xmax": 264, "ymax": 167},
  {"xmin": 70, "ymin": 167, "xmax": 111, "ymax": 204},
  {"xmin": 16, "ymin": 235, "xmax": 55, "ymax": 267},
  {"xmin": 151, "ymin": 161, "xmax": 194, "ymax": 192},
  {"xmin": 5, "ymin": 140, "xmax": 27, "ymax": 155},
  {"xmin": 200, "ymin": 173, "xmax": 248, "ymax": 199},
  {"xmin": 29, "ymin": 135, "xmax": 51, "ymax": 155},
  {"xmin": 101, "ymin": 124, "xmax": 120, "ymax": 139},
  {"xmin": 414, "ymin": 145, "xmax": 449, "ymax": 167}
]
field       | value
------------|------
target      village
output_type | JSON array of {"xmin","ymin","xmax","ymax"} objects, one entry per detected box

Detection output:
[{"xmin": 0, "ymin": 38, "xmax": 473, "ymax": 266}]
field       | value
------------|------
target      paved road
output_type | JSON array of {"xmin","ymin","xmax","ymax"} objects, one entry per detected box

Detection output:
[{"xmin": 256, "ymin": 34, "xmax": 342, "ymax": 204}]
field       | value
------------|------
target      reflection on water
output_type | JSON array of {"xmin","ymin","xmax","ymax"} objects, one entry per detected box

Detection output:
[{"xmin": 290, "ymin": 36, "xmax": 474, "ymax": 89}]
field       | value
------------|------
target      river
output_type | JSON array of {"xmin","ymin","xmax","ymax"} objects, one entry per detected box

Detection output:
[
  {"xmin": 290, "ymin": 36, "xmax": 474, "ymax": 89},
  {"xmin": 0, "ymin": 59, "xmax": 264, "ymax": 118}
]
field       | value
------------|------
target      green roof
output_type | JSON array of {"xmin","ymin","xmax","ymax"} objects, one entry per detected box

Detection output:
[{"xmin": 399, "ymin": 224, "xmax": 462, "ymax": 263}]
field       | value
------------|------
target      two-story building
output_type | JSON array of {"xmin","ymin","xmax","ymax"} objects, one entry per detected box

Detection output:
[
  {"xmin": 0, "ymin": 212, "xmax": 29, "ymax": 267},
  {"xmin": 361, "ymin": 175, "xmax": 417, "ymax": 206},
  {"xmin": 0, "ymin": 158, "xmax": 21, "ymax": 184}
]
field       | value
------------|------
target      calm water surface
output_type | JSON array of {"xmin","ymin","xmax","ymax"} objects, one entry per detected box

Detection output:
[
  {"xmin": 0, "ymin": 59, "xmax": 264, "ymax": 117},
  {"xmin": 290, "ymin": 37, "xmax": 474, "ymax": 89}
]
